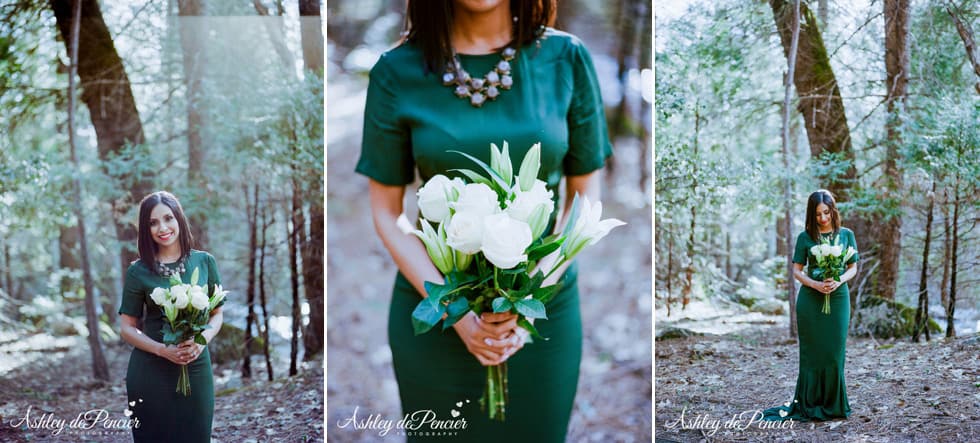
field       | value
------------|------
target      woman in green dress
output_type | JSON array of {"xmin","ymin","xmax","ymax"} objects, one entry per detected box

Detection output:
[
  {"xmin": 118, "ymin": 191, "xmax": 225, "ymax": 442},
  {"xmin": 764, "ymin": 189, "xmax": 858, "ymax": 422},
  {"xmin": 356, "ymin": 0, "xmax": 612, "ymax": 441}
]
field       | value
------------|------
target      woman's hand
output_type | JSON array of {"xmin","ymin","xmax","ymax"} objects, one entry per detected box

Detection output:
[
  {"xmin": 174, "ymin": 339, "xmax": 205, "ymax": 365},
  {"xmin": 453, "ymin": 312, "xmax": 520, "ymax": 366},
  {"xmin": 156, "ymin": 343, "xmax": 192, "ymax": 365},
  {"xmin": 817, "ymin": 279, "xmax": 841, "ymax": 294}
]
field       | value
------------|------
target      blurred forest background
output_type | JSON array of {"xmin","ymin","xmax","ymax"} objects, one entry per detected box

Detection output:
[
  {"xmin": 326, "ymin": 0, "xmax": 652, "ymax": 441},
  {"xmin": 0, "ymin": 1, "xmax": 324, "ymax": 441},
  {"xmin": 655, "ymin": 1, "xmax": 979, "ymax": 441}
]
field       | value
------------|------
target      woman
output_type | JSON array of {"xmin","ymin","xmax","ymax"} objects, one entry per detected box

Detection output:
[
  {"xmin": 118, "ymin": 191, "xmax": 224, "ymax": 442},
  {"xmin": 763, "ymin": 190, "xmax": 858, "ymax": 422},
  {"xmin": 355, "ymin": 0, "xmax": 611, "ymax": 440}
]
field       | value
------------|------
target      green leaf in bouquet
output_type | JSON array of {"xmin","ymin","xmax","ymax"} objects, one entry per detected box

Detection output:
[
  {"xmin": 450, "ymin": 168, "xmax": 494, "ymax": 188},
  {"xmin": 527, "ymin": 240, "xmax": 563, "ymax": 263},
  {"xmin": 532, "ymin": 281, "xmax": 563, "ymax": 305},
  {"xmin": 411, "ymin": 297, "xmax": 446, "ymax": 335},
  {"xmin": 490, "ymin": 142, "xmax": 502, "ymax": 177},
  {"xmin": 194, "ymin": 333, "xmax": 207, "ymax": 345},
  {"xmin": 442, "ymin": 297, "xmax": 471, "ymax": 330},
  {"xmin": 491, "ymin": 296, "xmax": 513, "ymax": 313},
  {"xmin": 517, "ymin": 317, "xmax": 546, "ymax": 341},
  {"xmin": 169, "ymin": 274, "xmax": 182, "ymax": 287},
  {"xmin": 514, "ymin": 298, "xmax": 547, "ymax": 319},
  {"xmin": 423, "ymin": 281, "xmax": 450, "ymax": 305},
  {"xmin": 448, "ymin": 150, "xmax": 511, "ymax": 193},
  {"xmin": 163, "ymin": 330, "xmax": 180, "ymax": 345},
  {"xmin": 190, "ymin": 267, "xmax": 201, "ymax": 286}
]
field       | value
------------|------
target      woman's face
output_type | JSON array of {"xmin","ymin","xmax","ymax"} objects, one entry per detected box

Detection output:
[
  {"xmin": 815, "ymin": 203, "xmax": 833, "ymax": 229},
  {"xmin": 149, "ymin": 203, "xmax": 180, "ymax": 250},
  {"xmin": 452, "ymin": 0, "xmax": 509, "ymax": 14}
]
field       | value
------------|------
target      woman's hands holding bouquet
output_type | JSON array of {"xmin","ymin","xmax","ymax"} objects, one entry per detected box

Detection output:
[
  {"xmin": 156, "ymin": 339, "xmax": 205, "ymax": 365},
  {"xmin": 453, "ymin": 311, "xmax": 527, "ymax": 366}
]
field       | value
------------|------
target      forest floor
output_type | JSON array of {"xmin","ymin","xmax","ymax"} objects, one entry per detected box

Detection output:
[
  {"xmin": 654, "ymin": 325, "xmax": 980, "ymax": 442},
  {"xmin": 0, "ymin": 335, "xmax": 324, "ymax": 442},
  {"xmin": 325, "ymin": 72, "xmax": 653, "ymax": 441}
]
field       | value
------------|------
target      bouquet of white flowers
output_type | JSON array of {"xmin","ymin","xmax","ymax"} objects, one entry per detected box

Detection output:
[
  {"xmin": 411, "ymin": 141, "xmax": 625, "ymax": 421},
  {"xmin": 149, "ymin": 267, "xmax": 228, "ymax": 396},
  {"xmin": 809, "ymin": 236, "xmax": 856, "ymax": 314}
]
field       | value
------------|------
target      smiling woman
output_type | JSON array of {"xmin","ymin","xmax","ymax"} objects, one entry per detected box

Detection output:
[{"xmin": 117, "ymin": 190, "xmax": 226, "ymax": 442}]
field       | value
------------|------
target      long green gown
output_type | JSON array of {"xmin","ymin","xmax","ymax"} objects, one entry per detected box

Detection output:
[
  {"xmin": 764, "ymin": 228, "xmax": 858, "ymax": 422},
  {"xmin": 356, "ymin": 29, "xmax": 612, "ymax": 442},
  {"xmin": 118, "ymin": 250, "xmax": 223, "ymax": 442}
]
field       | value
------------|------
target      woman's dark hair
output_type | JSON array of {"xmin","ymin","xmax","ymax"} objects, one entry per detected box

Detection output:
[
  {"xmin": 805, "ymin": 189, "xmax": 841, "ymax": 242},
  {"xmin": 404, "ymin": 0, "xmax": 557, "ymax": 74},
  {"xmin": 137, "ymin": 191, "xmax": 194, "ymax": 272}
]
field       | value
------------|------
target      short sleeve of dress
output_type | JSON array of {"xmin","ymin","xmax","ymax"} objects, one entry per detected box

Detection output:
[
  {"xmin": 792, "ymin": 232, "xmax": 810, "ymax": 265},
  {"xmin": 206, "ymin": 253, "xmax": 225, "ymax": 309},
  {"xmin": 119, "ymin": 263, "xmax": 145, "ymax": 317},
  {"xmin": 563, "ymin": 38, "xmax": 614, "ymax": 176},
  {"xmin": 845, "ymin": 229, "xmax": 859, "ymax": 265},
  {"xmin": 355, "ymin": 54, "xmax": 416, "ymax": 185}
]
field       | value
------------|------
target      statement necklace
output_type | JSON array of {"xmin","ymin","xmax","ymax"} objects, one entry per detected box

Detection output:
[
  {"xmin": 156, "ymin": 255, "xmax": 186, "ymax": 278},
  {"xmin": 442, "ymin": 47, "xmax": 516, "ymax": 108}
]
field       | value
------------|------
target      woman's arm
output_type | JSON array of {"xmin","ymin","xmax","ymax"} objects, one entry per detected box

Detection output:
[
  {"xmin": 792, "ymin": 263, "xmax": 827, "ymax": 293},
  {"xmin": 120, "ymin": 313, "xmax": 187, "ymax": 365},
  {"xmin": 539, "ymin": 170, "xmax": 602, "ymax": 286},
  {"xmin": 367, "ymin": 179, "xmax": 515, "ymax": 365}
]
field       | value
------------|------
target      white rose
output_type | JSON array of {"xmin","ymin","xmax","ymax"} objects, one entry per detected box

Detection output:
[
  {"xmin": 451, "ymin": 183, "xmax": 501, "ymax": 217},
  {"xmin": 505, "ymin": 179, "xmax": 553, "ymax": 223},
  {"xmin": 446, "ymin": 212, "xmax": 485, "ymax": 255},
  {"xmin": 830, "ymin": 244, "xmax": 843, "ymax": 257},
  {"xmin": 480, "ymin": 213, "xmax": 532, "ymax": 269},
  {"xmin": 170, "ymin": 284, "xmax": 190, "ymax": 309},
  {"xmin": 189, "ymin": 285, "xmax": 209, "ymax": 310},
  {"xmin": 150, "ymin": 287, "xmax": 168, "ymax": 306},
  {"xmin": 417, "ymin": 175, "xmax": 463, "ymax": 223}
]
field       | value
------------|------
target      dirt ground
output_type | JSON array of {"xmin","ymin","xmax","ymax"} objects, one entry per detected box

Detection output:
[
  {"xmin": 325, "ymin": 75, "xmax": 653, "ymax": 441},
  {"xmin": 0, "ymin": 336, "xmax": 323, "ymax": 443},
  {"xmin": 654, "ymin": 326, "xmax": 980, "ymax": 442}
]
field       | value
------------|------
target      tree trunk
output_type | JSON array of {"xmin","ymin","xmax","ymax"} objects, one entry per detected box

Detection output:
[
  {"xmin": 302, "ymin": 201, "xmax": 324, "ymax": 360},
  {"xmin": 2, "ymin": 238, "xmax": 12, "ymax": 302},
  {"xmin": 682, "ymin": 103, "xmax": 701, "ymax": 310},
  {"xmin": 242, "ymin": 185, "xmax": 258, "ymax": 379},
  {"xmin": 289, "ymin": 181, "xmax": 302, "ymax": 376},
  {"xmin": 946, "ymin": 4, "xmax": 980, "ymax": 94},
  {"xmin": 872, "ymin": 0, "xmax": 910, "ymax": 301},
  {"xmin": 665, "ymin": 229, "xmax": 673, "ymax": 318},
  {"xmin": 780, "ymin": 1, "xmax": 801, "ymax": 339},
  {"xmin": 178, "ymin": 0, "xmax": 209, "ymax": 249},
  {"xmin": 59, "ymin": 226, "xmax": 80, "ymax": 294},
  {"xmin": 770, "ymin": 0, "xmax": 870, "ymax": 299},
  {"xmin": 50, "ymin": 0, "xmax": 153, "ymax": 289},
  {"xmin": 913, "ymin": 180, "xmax": 935, "ymax": 343},
  {"xmin": 66, "ymin": 0, "xmax": 109, "ymax": 382},
  {"xmin": 940, "ymin": 187, "xmax": 951, "ymax": 310},
  {"xmin": 297, "ymin": 0, "xmax": 325, "ymax": 361},
  {"xmin": 638, "ymin": 0, "xmax": 651, "ymax": 192},
  {"xmin": 299, "ymin": 0, "xmax": 324, "ymax": 76},
  {"xmin": 259, "ymin": 204, "xmax": 274, "ymax": 381},
  {"xmin": 946, "ymin": 177, "xmax": 959, "ymax": 338}
]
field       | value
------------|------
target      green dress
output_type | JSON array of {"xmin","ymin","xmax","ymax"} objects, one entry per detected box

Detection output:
[
  {"xmin": 764, "ymin": 228, "xmax": 858, "ymax": 422},
  {"xmin": 356, "ymin": 29, "xmax": 612, "ymax": 442},
  {"xmin": 118, "ymin": 250, "xmax": 223, "ymax": 442}
]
